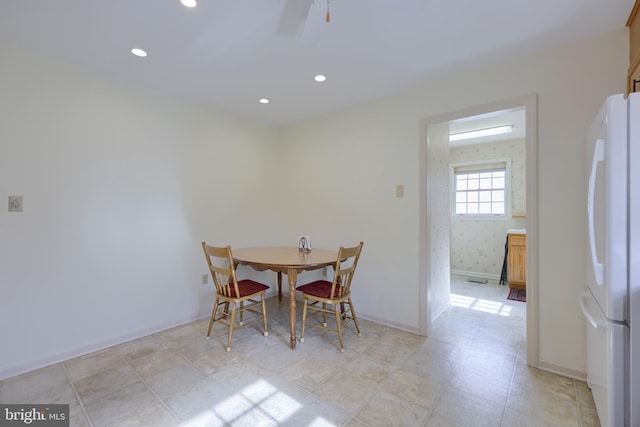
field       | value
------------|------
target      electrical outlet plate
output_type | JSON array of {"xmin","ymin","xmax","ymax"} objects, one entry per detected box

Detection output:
[
  {"xmin": 201, "ymin": 274, "xmax": 208, "ymax": 285},
  {"xmin": 8, "ymin": 196, "xmax": 23, "ymax": 212}
]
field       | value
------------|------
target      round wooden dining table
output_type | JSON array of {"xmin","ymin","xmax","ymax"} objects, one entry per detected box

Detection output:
[{"xmin": 232, "ymin": 246, "xmax": 338, "ymax": 349}]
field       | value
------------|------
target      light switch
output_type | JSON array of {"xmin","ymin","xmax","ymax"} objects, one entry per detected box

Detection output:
[
  {"xmin": 8, "ymin": 196, "xmax": 23, "ymax": 212},
  {"xmin": 395, "ymin": 185, "xmax": 404, "ymax": 198}
]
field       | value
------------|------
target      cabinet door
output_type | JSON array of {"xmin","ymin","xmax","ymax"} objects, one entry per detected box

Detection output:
[
  {"xmin": 629, "ymin": 59, "xmax": 640, "ymax": 94},
  {"xmin": 508, "ymin": 234, "xmax": 526, "ymax": 289}
]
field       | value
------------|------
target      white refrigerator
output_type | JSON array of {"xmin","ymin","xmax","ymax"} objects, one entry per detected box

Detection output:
[{"xmin": 579, "ymin": 92, "xmax": 639, "ymax": 427}]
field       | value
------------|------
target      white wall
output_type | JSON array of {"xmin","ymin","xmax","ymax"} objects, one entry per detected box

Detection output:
[
  {"xmin": 0, "ymin": 43, "xmax": 282, "ymax": 379},
  {"xmin": 280, "ymin": 29, "xmax": 628, "ymax": 376},
  {"xmin": 0, "ymin": 28, "xmax": 628, "ymax": 380}
]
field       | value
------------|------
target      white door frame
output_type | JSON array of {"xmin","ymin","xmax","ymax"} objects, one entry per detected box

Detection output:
[{"xmin": 418, "ymin": 94, "xmax": 539, "ymax": 368}]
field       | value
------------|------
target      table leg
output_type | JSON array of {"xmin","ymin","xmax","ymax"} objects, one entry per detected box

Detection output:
[
  {"xmin": 277, "ymin": 271, "xmax": 283, "ymax": 302},
  {"xmin": 288, "ymin": 268, "xmax": 298, "ymax": 349}
]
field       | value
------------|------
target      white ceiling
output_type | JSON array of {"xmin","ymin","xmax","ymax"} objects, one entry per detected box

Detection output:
[{"xmin": 0, "ymin": 1, "xmax": 633, "ymax": 127}]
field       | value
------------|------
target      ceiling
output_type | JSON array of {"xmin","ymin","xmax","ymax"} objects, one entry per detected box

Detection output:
[{"xmin": 0, "ymin": 1, "xmax": 633, "ymax": 127}]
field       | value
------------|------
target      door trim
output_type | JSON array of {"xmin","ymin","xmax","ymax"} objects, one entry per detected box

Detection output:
[{"xmin": 418, "ymin": 93, "xmax": 539, "ymax": 368}]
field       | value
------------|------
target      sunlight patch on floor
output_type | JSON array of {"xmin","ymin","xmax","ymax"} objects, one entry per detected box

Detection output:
[
  {"xmin": 450, "ymin": 293, "xmax": 513, "ymax": 316},
  {"xmin": 239, "ymin": 379, "xmax": 303, "ymax": 423}
]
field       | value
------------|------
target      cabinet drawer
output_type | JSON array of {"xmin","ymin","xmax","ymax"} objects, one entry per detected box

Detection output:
[{"xmin": 508, "ymin": 233, "xmax": 526, "ymax": 247}]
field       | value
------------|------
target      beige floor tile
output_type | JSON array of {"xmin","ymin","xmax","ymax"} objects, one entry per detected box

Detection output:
[
  {"xmin": 312, "ymin": 371, "xmax": 377, "ymax": 415},
  {"xmin": 73, "ymin": 363, "xmax": 140, "ymax": 404},
  {"xmin": 115, "ymin": 335, "xmax": 168, "ymax": 362},
  {"xmin": 422, "ymin": 412, "xmax": 464, "ymax": 426},
  {"xmin": 400, "ymin": 350, "xmax": 458, "ymax": 386},
  {"xmin": 501, "ymin": 407, "xmax": 578, "ymax": 427},
  {"xmin": 126, "ymin": 349, "xmax": 185, "ymax": 378},
  {"xmin": 164, "ymin": 377, "xmax": 266, "ymax": 425},
  {"xmin": 274, "ymin": 393, "xmax": 352, "ymax": 427},
  {"xmin": 378, "ymin": 327, "xmax": 427, "ymax": 351},
  {"xmin": 192, "ymin": 347, "xmax": 247, "ymax": 376},
  {"xmin": 359, "ymin": 340, "xmax": 413, "ymax": 369},
  {"xmin": 64, "ymin": 349, "xmax": 124, "ymax": 382},
  {"xmin": 448, "ymin": 366, "xmax": 511, "ymax": 406},
  {"xmin": 108, "ymin": 402, "xmax": 181, "ymax": 427},
  {"xmin": 378, "ymin": 369, "xmax": 443, "ymax": 410},
  {"xmin": 69, "ymin": 406, "xmax": 92, "ymax": 427},
  {"xmin": 145, "ymin": 362, "xmax": 208, "ymax": 400},
  {"xmin": 209, "ymin": 355, "xmax": 272, "ymax": 390},
  {"xmin": 0, "ymin": 364, "xmax": 78, "ymax": 405},
  {"xmin": 239, "ymin": 375, "xmax": 311, "ymax": 424},
  {"xmin": 0, "ymin": 275, "xmax": 601, "ymax": 427},
  {"xmin": 355, "ymin": 389, "xmax": 429, "ymax": 426},
  {"xmin": 338, "ymin": 358, "xmax": 394, "ymax": 384},
  {"xmin": 83, "ymin": 381, "xmax": 158, "ymax": 427},
  {"xmin": 432, "ymin": 387, "xmax": 505, "ymax": 427},
  {"xmin": 278, "ymin": 355, "xmax": 337, "ymax": 391},
  {"xmin": 506, "ymin": 383, "xmax": 580, "ymax": 426},
  {"xmin": 576, "ymin": 381, "xmax": 601, "ymax": 427},
  {"xmin": 511, "ymin": 365, "xmax": 576, "ymax": 397}
]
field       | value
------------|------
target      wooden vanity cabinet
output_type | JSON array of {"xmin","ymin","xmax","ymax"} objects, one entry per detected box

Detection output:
[{"xmin": 508, "ymin": 233, "xmax": 526, "ymax": 290}]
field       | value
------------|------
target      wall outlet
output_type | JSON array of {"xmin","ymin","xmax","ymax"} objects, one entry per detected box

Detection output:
[{"xmin": 201, "ymin": 274, "xmax": 209, "ymax": 285}]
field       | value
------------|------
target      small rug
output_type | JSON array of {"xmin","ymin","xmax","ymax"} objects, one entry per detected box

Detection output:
[{"xmin": 507, "ymin": 288, "xmax": 526, "ymax": 302}]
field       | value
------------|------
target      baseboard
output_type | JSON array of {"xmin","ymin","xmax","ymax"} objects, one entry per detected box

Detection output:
[
  {"xmin": 431, "ymin": 300, "xmax": 451, "ymax": 323},
  {"xmin": 0, "ymin": 311, "xmax": 210, "ymax": 381},
  {"xmin": 537, "ymin": 359, "xmax": 587, "ymax": 382},
  {"xmin": 450, "ymin": 269, "xmax": 500, "ymax": 281},
  {"xmin": 357, "ymin": 312, "xmax": 423, "ymax": 336}
]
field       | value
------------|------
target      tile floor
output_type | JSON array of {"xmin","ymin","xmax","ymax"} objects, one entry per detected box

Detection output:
[{"xmin": 0, "ymin": 275, "xmax": 600, "ymax": 426}]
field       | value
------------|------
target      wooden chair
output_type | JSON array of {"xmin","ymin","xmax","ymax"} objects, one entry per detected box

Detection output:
[
  {"xmin": 201, "ymin": 242, "xmax": 269, "ymax": 351},
  {"xmin": 297, "ymin": 242, "xmax": 364, "ymax": 352}
]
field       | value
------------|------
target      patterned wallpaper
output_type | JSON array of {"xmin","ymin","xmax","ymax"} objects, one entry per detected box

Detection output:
[{"xmin": 449, "ymin": 138, "xmax": 526, "ymax": 279}]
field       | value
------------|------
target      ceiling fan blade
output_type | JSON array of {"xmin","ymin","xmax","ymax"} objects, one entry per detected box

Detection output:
[{"xmin": 277, "ymin": 0, "xmax": 313, "ymax": 36}]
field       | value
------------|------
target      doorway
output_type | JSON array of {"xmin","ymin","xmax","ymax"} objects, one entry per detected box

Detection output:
[{"xmin": 418, "ymin": 94, "xmax": 538, "ymax": 368}]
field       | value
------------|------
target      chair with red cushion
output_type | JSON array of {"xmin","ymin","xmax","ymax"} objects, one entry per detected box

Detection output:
[
  {"xmin": 297, "ymin": 242, "xmax": 364, "ymax": 352},
  {"xmin": 201, "ymin": 242, "xmax": 269, "ymax": 351}
]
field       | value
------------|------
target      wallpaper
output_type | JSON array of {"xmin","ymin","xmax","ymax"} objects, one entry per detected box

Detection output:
[{"xmin": 449, "ymin": 138, "xmax": 526, "ymax": 279}]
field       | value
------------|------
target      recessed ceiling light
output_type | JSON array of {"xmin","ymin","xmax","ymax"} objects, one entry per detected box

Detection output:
[
  {"xmin": 181, "ymin": 0, "xmax": 197, "ymax": 7},
  {"xmin": 314, "ymin": 75, "xmax": 327, "ymax": 82},
  {"xmin": 259, "ymin": 98, "xmax": 270, "ymax": 104},
  {"xmin": 131, "ymin": 48, "xmax": 147, "ymax": 58}
]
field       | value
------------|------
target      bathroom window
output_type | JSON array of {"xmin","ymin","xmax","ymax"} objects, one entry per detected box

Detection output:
[{"xmin": 450, "ymin": 158, "xmax": 511, "ymax": 218}]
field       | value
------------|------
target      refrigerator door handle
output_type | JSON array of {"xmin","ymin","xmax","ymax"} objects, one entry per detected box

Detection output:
[
  {"xmin": 587, "ymin": 138, "xmax": 605, "ymax": 285},
  {"xmin": 579, "ymin": 291, "xmax": 605, "ymax": 330}
]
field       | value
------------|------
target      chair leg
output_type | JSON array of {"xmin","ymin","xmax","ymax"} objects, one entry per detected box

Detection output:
[
  {"xmin": 261, "ymin": 293, "xmax": 269, "ymax": 337},
  {"xmin": 334, "ymin": 304, "xmax": 344, "ymax": 352},
  {"xmin": 300, "ymin": 297, "xmax": 308, "ymax": 343},
  {"xmin": 348, "ymin": 297, "xmax": 361, "ymax": 336},
  {"xmin": 322, "ymin": 302, "xmax": 327, "ymax": 327},
  {"xmin": 206, "ymin": 297, "xmax": 220, "ymax": 340},
  {"xmin": 226, "ymin": 302, "xmax": 237, "ymax": 352}
]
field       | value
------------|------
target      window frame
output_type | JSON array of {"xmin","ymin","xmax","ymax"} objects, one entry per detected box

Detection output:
[{"xmin": 449, "ymin": 158, "xmax": 512, "ymax": 220}]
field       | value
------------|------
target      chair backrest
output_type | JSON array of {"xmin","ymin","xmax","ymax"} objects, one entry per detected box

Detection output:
[
  {"xmin": 201, "ymin": 242, "xmax": 240, "ymax": 298},
  {"xmin": 329, "ymin": 241, "xmax": 364, "ymax": 299}
]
